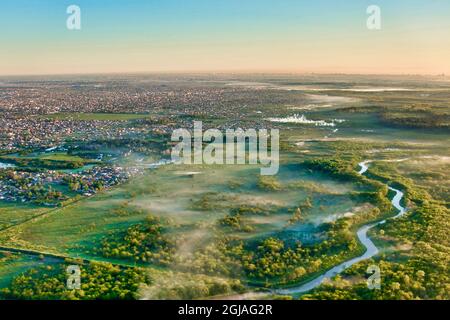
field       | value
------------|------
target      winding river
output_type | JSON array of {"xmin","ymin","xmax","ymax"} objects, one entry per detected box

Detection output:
[{"xmin": 275, "ymin": 160, "xmax": 407, "ymax": 295}]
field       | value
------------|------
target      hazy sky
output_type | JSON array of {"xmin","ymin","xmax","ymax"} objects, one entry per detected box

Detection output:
[{"xmin": 1, "ymin": 0, "xmax": 450, "ymax": 75}]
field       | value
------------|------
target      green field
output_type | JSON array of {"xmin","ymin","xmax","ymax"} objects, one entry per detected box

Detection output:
[
  {"xmin": 0, "ymin": 203, "xmax": 51, "ymax": 231},
  {"xmin": 0, "ymin": 75, "xmax": 448, "ymax": 300}
]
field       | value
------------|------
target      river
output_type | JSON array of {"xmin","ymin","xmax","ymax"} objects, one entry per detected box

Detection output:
[{"xmin": 275, "ymin": 160, "xmax": 407, "ymax": 295}]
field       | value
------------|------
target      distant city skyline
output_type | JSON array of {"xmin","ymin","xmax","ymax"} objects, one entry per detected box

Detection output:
[{"xmin": 1, "ymin": 0, "xmax": 450, "ymax": 76}]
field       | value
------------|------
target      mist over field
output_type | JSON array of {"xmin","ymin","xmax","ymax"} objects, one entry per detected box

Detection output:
[
  {"xmin": 0, "ymin": 0, "xmax": 449, "ymax": 304},
  {"xmin": 0, "ymin": 74, "xmax": 448, "ymax": 300}
]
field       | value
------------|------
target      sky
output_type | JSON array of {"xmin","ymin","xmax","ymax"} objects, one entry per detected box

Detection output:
[{"xmin": 1, "ymin": 0, "xmax": 450, "ymax": 75}]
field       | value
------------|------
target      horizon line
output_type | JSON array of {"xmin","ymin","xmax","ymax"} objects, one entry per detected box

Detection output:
[{"xmin": 0, "ymin": 70, "xmax": 448, "ymax": 78}]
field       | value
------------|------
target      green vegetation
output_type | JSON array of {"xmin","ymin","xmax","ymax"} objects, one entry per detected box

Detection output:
[
  {"xmin": 380, "ymin": 107, "xmax": 450, "ymax": 130},
  {"xmin": 298, "ymin": 158, "xmax": 449, "ymax": 300},
  {"xmin": 0, "ymin": 262, "xmax": 150, "ymax": 300},
  {"xmin": 0, "ymin": 152, "xmax": 97, "ymax": 170},
  {"xmin": 100, "ymin": 215, "xmax": 175, "ymax": 265},
  {"xmin": 0, "ymin": 203, "xmax": 50, "ymax": 230},
  {"xmin": 257, "ymin": 176, "xmax": 283, "ymax": 191},
  {"xmin": 219, "ymin": 213, "xmax": 254, "ymax": 232},
  {"xmin": 0, "ymin": 157, "xmax": 86, "ymax": 170},
  {"xmin": 139, "ymin": 271, "xmax": 244, "ymax": 300},
  {"xmin": 237, "ymin": 216, "xmax": 365, "ymax": 285},
  {"xmin": 302, "ymin": 158, "xmax": 392, "ymax": 212},
  {"xmin": 287, "ymin": 198, "xmax": 312, "ymax": 224},
  {"xmin": 1, "ymin": 77, "xmax": 449, "ymax": 300}
]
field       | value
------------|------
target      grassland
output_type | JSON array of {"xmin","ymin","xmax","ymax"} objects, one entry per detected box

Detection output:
[
  {"xmin": 0, "ymin": 152, "xmax": 98, "ymax": 170},
  {"xmin": 0, "ymin": 75, "xmax": 448, "ymax": 300},
  {"xmin": 0, "ymin": 203, "xmax": 51, "ymax": 231}
]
